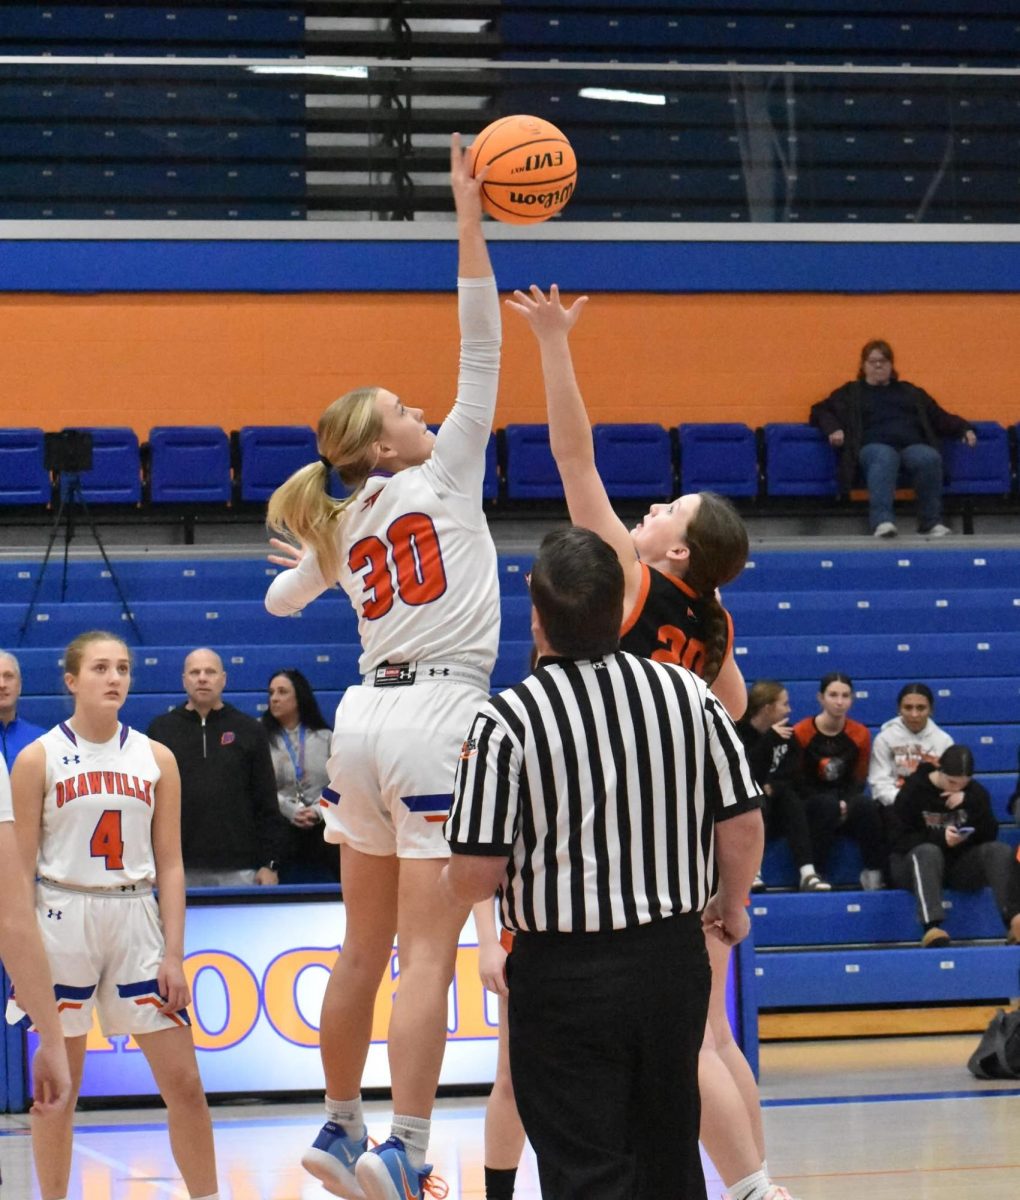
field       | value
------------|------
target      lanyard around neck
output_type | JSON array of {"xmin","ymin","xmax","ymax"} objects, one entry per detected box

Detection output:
[{"xmin": 281, "ymin": 724, "xmax": 306, "ymax": 781}]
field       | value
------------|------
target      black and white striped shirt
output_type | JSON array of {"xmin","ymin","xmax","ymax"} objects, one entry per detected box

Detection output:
[{"xmin": 445, "ymin": 652, "xmax": 763, "ymax": 934}]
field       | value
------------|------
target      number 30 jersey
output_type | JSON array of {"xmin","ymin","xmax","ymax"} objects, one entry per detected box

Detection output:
[
  {"xmin": 266, "ymin": 276, "xmax": 502, "ymax": 677},
  {"xmin": 36, "ymin": 722, "xmax": 160, "ymax": 889}
]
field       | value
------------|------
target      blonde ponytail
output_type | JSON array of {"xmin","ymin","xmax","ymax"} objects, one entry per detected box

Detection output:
[{"xmin": 267, "ymin": 387, "xmax": 383, "ymax": 583}]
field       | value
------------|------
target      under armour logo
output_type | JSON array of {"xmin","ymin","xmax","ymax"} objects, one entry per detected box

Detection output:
[
  {"xmin": 428, "ymin": 667, "xmax": 451, "ymax": 677},
  {"xmin": 47, "ymin": 909, "xmax": 62, "ymax": 920},
  {"xmin": 62, "ymin": 754, "xmax": 80, "ymax": 765}
]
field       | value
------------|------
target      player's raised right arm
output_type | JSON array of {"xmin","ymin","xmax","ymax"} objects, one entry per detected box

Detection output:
[
  {"xmin": 452, "ymin": 131, "xmax": 491, "ymax": 280},
  {"xmin": 508, "ymin": 285, "xmax": 639, "ymax": 574}
]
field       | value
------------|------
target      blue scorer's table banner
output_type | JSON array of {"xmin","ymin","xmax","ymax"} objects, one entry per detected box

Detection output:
[{"xmin": 18, "ymin": 892, "xmax": 756, "ymax": 1101}]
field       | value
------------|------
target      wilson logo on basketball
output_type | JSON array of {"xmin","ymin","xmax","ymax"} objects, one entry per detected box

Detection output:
[{"xmin": 508, "ymin": 181, "xmax": 576, "ymax": 210}]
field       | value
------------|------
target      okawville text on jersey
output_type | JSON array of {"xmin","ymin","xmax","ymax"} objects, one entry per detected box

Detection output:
[{"xmin": 55, "ymin": 771, "xmax": 155, "ymax": 808}]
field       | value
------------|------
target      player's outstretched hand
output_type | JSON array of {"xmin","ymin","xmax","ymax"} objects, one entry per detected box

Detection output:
[
  {"xmin": 157, "ymin": 954, "xmax": 191, "ymax": 1015},
  {"xmin": 30, "ymin": 1038, "xmax": 71, "ymax": 1116},
  {"xmin": 450, "ymin": 131, "xmax": 488, "ymax": 223},
  {"xmin": 506, "ymin": 283, "xmax": 588, "ymax": 341},
  {"xmin": 267, "ymin": 536, "xmax": 305, "ymax": 571}
]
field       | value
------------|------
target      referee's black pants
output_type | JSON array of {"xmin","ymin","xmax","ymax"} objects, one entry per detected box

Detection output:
[{"xmin": 507, "ymin": 913, "xmax": 710, "ymax": 1200}]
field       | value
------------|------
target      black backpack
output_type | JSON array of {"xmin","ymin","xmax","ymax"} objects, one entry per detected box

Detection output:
[{"xmin": 967, "ymin": 1008, "xmax": 1020, "ymax": 1080}]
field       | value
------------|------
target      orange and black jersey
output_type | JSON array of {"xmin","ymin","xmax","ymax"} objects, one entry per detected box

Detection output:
[
  {"xmin": 619, "ymin": 562, "xmax": 734, "ymax": 676},
  {"xmin": 792, "ymin": 716, "xmax": 870, "ymax": 793}
]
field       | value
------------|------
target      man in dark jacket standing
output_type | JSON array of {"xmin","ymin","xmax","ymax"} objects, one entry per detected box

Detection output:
[
  {"xmin": 810, "ymin": 338, "xmax": 976, "ymax": 538},
  {"xmin": 148, "ymin": 647, "xmax": 286, "ymax": 887}
]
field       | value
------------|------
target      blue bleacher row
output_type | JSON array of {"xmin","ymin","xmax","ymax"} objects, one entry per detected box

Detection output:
[
  {"xmin": 2, "ymin": 421, "xmax": 1019, "ymax": 509},
  {"xmin": 3, "ymin": 547, "xmax": 1017, "ymax": 821}
]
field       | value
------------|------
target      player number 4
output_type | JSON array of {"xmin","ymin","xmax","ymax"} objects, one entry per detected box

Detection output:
[{"xmin": 90, "ymin": 809, "xmax": 125, "ymax": 871}]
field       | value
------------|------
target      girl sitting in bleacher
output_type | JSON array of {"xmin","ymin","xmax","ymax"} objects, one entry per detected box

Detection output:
[
  {"xmin": 889, "ymin": 743, "xmax": 1020, "ymax": 948},
  {"xmin": 737, "ymin": 679, "xmax": 829, "ymax": 893},
  {"xmin": 792, "ymin": 672, "xmax": 886, "ymax": 891}
]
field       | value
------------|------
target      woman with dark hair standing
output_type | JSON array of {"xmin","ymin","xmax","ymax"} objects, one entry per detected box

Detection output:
[
  {"xmin": 262, "ymin": 670, "xmax": 338, "ymax": 884},
  {"xmin": 810, "ymin": 338, "xmax": 976, "ymax": 538},
  {"xmin": 792, "ymin": 672, "xmax": 885, "ymax": 890},
  {"xmin": 890, "ymin": 744, "xmax": 1020, "ymax": 948}
]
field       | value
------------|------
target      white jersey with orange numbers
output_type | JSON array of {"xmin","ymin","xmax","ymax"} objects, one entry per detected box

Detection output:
[
  {"xmin": 266, "ymin": 275, "xmax": 501, "ymax": 677},
  {"xmin": 36, "ymin": 722, "xmax": 160, "ymax": 888}
]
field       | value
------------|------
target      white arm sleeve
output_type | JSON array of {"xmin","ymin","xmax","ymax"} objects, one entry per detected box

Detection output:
[
  {"xmin": 867, "ymin": 733, "xmax": 898, "ymax": 807},
  {"xmin": 425, "ymin": 275, "xmax": 501, "ymax": 509},
  {"xmin": 265, "ymin": 547, "xmax": 331, "ymax": 616}
]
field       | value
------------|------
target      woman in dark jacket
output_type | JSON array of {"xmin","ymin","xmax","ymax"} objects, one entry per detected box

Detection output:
[
  {"xmin": 890, "ymin": 744, "xmax": 1020, "ymax": 948},
  {"xmin": 810, "ymin": 338, "xmax": 976, "ymax": 538}
]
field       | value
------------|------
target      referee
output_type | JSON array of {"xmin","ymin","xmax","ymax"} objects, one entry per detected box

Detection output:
[{"xmin": 442, "ymin": 527, "xmax": 764, "ymax": 1200}]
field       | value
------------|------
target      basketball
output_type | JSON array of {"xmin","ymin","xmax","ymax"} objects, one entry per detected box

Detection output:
[{"xmin": 469, "ymin": 114, "xmax": 577, "ymax": 224}]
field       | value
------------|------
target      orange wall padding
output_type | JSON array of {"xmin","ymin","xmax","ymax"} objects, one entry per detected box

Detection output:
[{"xmin": 1, "ymin": 291, "xmax": 1017, "ymax": 435}]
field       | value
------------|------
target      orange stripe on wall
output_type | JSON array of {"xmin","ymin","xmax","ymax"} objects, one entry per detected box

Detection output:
[{"xmin": 1, "ymin": 292, "xmax": 1016, "ymax": 436}]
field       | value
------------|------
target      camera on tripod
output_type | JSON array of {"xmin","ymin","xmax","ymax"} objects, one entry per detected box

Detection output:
[{"xmin": 44, "ymin": 429, "xmax": 94, "ymax": 474}]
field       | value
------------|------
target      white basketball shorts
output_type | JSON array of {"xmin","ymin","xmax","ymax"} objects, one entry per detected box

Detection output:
[
  {"xmin": 321, "ymin": 679, "xmax": 488, "ymax": 858},
  {"xmin": 7, "ymin": 882, "xmax": 191, "ymax": 1038}
]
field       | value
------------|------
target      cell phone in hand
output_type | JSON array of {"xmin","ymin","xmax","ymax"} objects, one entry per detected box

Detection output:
[{"xmin": 954, "ymin": 826, "xmax": 975, "ymax": 837}]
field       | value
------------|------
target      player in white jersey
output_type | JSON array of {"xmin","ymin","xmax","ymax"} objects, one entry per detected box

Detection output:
[
  {"xmin": 263, "ymin": 135, "xmax": 498, "ymax": 1200},
  {"xmin": 9, "ymin": 631, "xmax": 219, "ymax": 1200},
  {"xmin": 0, "ymin": 754, "xmax": 71, "ymax": 1135}
]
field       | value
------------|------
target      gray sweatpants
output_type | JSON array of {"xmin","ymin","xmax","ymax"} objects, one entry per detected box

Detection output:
[{"xmin": 889, "ymin": 840, "xmax": 1020, "ymax": 929}]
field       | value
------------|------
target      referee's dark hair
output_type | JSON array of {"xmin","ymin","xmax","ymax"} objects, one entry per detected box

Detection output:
[{"xmin": 529, "ymin": 527, "xmax": 624, "ymax": 659}]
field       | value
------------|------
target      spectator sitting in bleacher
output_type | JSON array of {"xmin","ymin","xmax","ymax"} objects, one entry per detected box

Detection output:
[
  {"xmin": 0, "ymin": 649, "xmax": 44, "ymax": 771},
  {"xmin": 262, "ymin": 668, "xmax": 339, "ymax": 884},
  {"xmin": 810, "ymin": 338, "xmax": 976, "ymax": 539},
  {"xmin": 792, "ymin": 672, "xmax": 886, "ymax": 891},
  {"xmin": 1009, "ymin": 749, "xmax": 1020, "ymax": 822},
  {"xmin": 889, "ymin": 744, "xmax": 1020, "ymax": 948},
  {"xmin": 737, "ymin": 679, "xmax": 829, "ymax": 893},
  {"xmin": 868, "ymin": 682, "xmax": 953, "ymax": 809}
]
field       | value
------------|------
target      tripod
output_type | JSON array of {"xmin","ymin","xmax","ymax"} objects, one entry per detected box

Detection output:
[{"xmin": 18, "ymin": 472, "xmax": 143, "ymax": 645}]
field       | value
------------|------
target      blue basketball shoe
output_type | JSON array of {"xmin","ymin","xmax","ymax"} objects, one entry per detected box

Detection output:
[
  {"xmin": 355, "ymin": 1136, "xmax": 448, "ymax": 1200},
  {"xmin": 301, "ymin": 1120, "xmax": 369, "ymax": 1198}
]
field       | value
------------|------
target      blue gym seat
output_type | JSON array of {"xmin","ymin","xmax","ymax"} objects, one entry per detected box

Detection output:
[
  {"xmin": 678, "ymin": 423, "xmax": 759, "ymax": 496},
  {"xmin": 148, "ymin": 426, "xmax": 231, "ymax": 504},
  {"xmin": 504, "ymin": 425, "xmax": 563, "ymax": 501},
  {"xmin": 592, "ymin": 424, "xmax": 673, "ymax": 499},
  {"xmin": 943, "ymin": 420, "xmax": 1012, "ymax": 495},
  {"xmin": 763, "ymin": 423, "xmax": 839, "ymax": 497},
  {"xmin": 0, "ymin": 427, "xmax": 50, "ymax": 505},
  {"xmin": 238, "ymin": 425, "xmax": 318, "ymax": 502},
  {"xmin": 61, "ymin": 427, "xmax": 141, "ymax": 505}
]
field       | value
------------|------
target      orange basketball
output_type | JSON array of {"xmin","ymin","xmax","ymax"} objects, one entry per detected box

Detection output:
[{"xmin": 468, "ymin": 115, "xmax": 577, "ymax": 224}]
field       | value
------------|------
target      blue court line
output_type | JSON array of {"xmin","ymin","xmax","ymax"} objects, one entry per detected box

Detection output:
[{"xmin": 762, "ymin": 1087, "xmax": 1020, "ymax": 1108}]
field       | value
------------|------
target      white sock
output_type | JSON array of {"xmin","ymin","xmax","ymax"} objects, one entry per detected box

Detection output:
[
  {"xmin": 799, "ymin": 863, "xmax": 818, "ymax": 881},
  {"xmin": 761, "ymin": 1159, "xmax": 769, "ymax": 1179},
  {"xmin": 391, "ymin": 1114, "xmax": 431, "ymax": 1169},
  {"xmin": 325, "ymin": 1094, "xmax": 366, "ymax": 1142},
  {"xmin": 730, "ymin": 1168, "xmax": 771, "ymax": 1200},
  {"xmin": 190, "ymin": 1194, "xmax": 220, "ymax": 1200}
]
